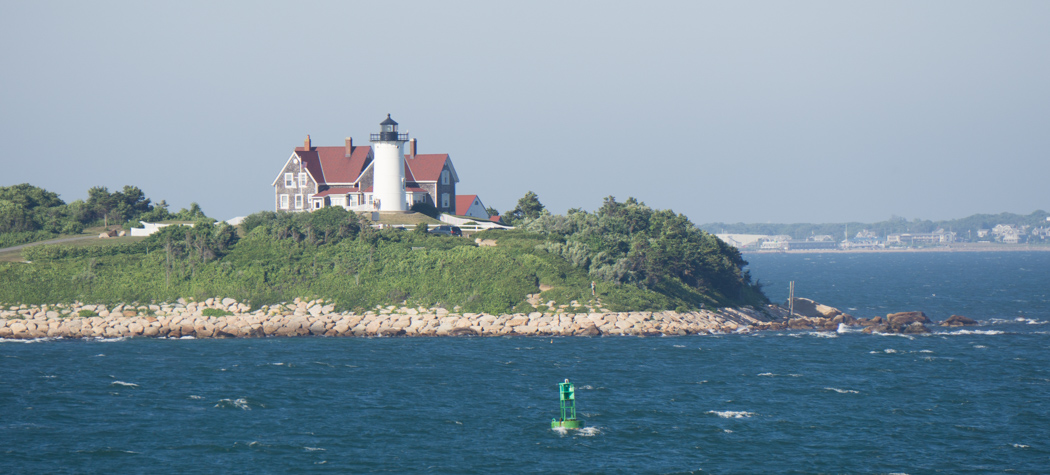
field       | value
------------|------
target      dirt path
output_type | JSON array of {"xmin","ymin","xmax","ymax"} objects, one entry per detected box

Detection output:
[{"xmin": 0, "ymin": 235, "xmax": 97, "ymax": 254}]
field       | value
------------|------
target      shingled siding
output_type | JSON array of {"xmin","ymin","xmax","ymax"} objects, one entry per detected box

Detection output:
[
  {"xmin": 358, "ymin": 165, "xmax": 374, "ymax": 191},
  {"xmin": 274, "ymin": 155, "xmax": 318, "ymax": 212},
  {"xmin": 437, "ymin": 163, "xmax": 456, "ymax": 213}
]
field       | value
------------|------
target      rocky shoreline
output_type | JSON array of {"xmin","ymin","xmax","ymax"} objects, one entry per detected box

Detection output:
[{"xmin": 0, "ymin": 297, "xmax": 976, "ymax": 340}]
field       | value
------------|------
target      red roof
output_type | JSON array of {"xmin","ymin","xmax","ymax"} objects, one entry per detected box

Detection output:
[
  {"xmin": 405, "ymin": 153, "xmax": 449, "ymax": 182},
  {"xmin": 455, "ymin": 194, "xmax": 479, "ymax": 216},
  {"xmin": 294, "ymin": 146, "xmax": 372, "ymax": 185}
]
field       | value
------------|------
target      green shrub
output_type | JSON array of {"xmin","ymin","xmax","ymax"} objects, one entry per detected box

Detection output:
[
  {"xmin": 201, "ymin": 308, "xmax": 233, "ymax": 317},
  {"xmin": 78, "ymin": 309, "xmax": 99, "ymax": 317}
]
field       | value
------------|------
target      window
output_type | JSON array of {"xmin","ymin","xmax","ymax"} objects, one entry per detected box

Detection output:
[
  {"xmin": 314, "ymin": 200, "xmax": 322, "ymax": 209},
  {"xmin": 279, "ymin": 194, "xmax": 289, "ymax": 209},
  {"xmin": 441, "ymin": 170, "xmax": 449, "ymax": 185},
  {"xmin": 285, "ymin": 173, "xmax": 294, "ymax": 188},
  {"xmin": 295, "ymin": 194, "xmax": 303, "ymax": 209},
  {"xmin": 299, "ymin": 173, "xmax": 307, "ymax": 187},
  {"xmin": 441, "ymin": 193, "xmax": 449, "ymax": 209}
]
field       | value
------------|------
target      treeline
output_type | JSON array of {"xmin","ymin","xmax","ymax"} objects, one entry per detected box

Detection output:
[
  {"xmin": 511, "ymin": 196, "xmax": 765, "ymax": 309},
  {"xmin": 701, "ymin": 210, "xmax": 1050, "ymax": 240},
  {"xmin": 4, "ymin": 193, "xmax": 768, "ymax": 313},
  {"xmin": 0, "ymin": 183, "xmax": 207, "ymax": 247}
]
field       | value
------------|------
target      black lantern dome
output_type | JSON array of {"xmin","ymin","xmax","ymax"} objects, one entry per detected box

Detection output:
[{"xmin": 372, "ymin": 114, "xmax": 407, "ymax": 142}]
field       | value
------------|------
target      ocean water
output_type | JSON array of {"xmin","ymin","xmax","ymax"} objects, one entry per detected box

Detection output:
[{"xmin": 3, "ymin": 252, "xmax": 1049, "ymax": 473}]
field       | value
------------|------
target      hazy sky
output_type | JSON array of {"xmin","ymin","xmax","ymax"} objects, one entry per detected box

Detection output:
[{"xmin": 2, "ymin": 1, "xmax": 1048, "ymax": 223}]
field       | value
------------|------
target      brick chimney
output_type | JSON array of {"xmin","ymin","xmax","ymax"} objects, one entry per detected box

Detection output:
[
  {"xmin": 409, "ymin": 138, "xmax": 417, "ymax": 159},
  {"xmin": 304, "ymin": 135, "xmax": 311, "ymax": 150},
  {"xmin": 345, "ymin": 137, "xmax": 353, "ymax": 156}
]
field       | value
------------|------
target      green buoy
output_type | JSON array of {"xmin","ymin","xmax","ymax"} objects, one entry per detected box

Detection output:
[{"xmin": 551, "ymin": 378, "xmax": 584, "ymax": 429}]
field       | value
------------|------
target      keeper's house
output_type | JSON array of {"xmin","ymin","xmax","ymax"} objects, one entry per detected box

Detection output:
[{"xmin": 272, "ymin": 116, "xmax": 468, "ymax": 215}]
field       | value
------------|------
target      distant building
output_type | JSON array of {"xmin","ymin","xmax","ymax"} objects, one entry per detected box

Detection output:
[
  {"xmin": 887, "ymin": 229, "xmax": 956, "ymax": 245},
  {"xmin": 715, "ymin": 234, "xmax": 770, "ymax": 249},
  {"xmin": 758, "ymin": 235, "xmax": 839, "ymax": 250},
  {"xmin": 842, "ymin": 229, "xmax": 883, "ymax": 249}
]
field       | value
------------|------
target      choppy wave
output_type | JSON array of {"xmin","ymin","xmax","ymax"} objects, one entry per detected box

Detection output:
[
  {"xmin": 215, "ymin": 398, "xmax": 252, "ymax": 410},
  {"xmin": 577, "ymin": 427, "xmax": 600, "ymax": 436},
  {"xmin": 111, "ymin": 381, "xmax": 139, "ymax": 388},
  {"xmin": 809, "ymin": 331, "xmax": 838, "ymax": 338},
  {"xmin": 824, "ymin": 387, "xmax": 859, "ymax": 394},
  {"xmin": 837, "ymin": 323, "xmax": 863, "ymax": 333},
  {"xmin": 708, "ymin": 410, "xmax": 754, "ymax": 419},
  {"xmin": 948, "ymin": 330, "xmax": 1004, "ymax": 336}
]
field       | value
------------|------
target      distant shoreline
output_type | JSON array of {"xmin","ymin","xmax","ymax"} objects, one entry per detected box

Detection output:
[{"xmin": 743, "ymin": 243, "xmax": 1050, "ymax": 254}]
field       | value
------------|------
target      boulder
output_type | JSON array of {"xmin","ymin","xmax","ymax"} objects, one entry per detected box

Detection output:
[
  {"xmin": 902, "ymin": 322, "xmax": 931, "ymax": 334},
  {"xmin": 941, "ymin": 315, "xmax": 977, "ymax": 327},
  {"xmin": 575, "ymin": 324, "xmax": 601, "ymax": 336},
  {"xmin": 448, "ymin": 327, "xmax": 477, "ymax": 336},
  {"xmin": 866, "ymin": 321, "xmax": 931, "ymax": 334},
  {"xmin": 886, "ymin": 311, "xmax": 930, "ymax": 326}
]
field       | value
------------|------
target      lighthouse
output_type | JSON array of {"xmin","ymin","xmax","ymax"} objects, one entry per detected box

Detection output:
[{"xmin": 370, "ymin": 114, "xmax": 409, "ymax": 212}]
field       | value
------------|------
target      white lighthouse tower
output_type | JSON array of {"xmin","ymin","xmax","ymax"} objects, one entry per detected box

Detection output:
[{"xmin": 370, "ymin": 114, "xmax": 409, "ymax": 212}]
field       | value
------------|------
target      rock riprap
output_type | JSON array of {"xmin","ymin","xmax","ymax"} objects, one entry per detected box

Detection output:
[
  {"xmin": 0, "ymin": 298, "xmax": 974, "ymax": 339},
  {"xmin": 0, "ymin": 298, "xmax": 783, "ymax": 339}
]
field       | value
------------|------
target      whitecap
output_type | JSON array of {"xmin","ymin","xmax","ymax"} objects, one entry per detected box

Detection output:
[
  {"xmin": 809, "ymin": 331, "xmax": 838, "ymax": 338},
  {"xmin": 883, "ymin": 349, "xmax": 898, "ymax": 354},
  {"xmin": 552, "ymin": 426, "xmax": 568, "ymax": 435},
  {"xmin": 189, "ymin": 395, "xmax": 203, "ymax": 400},
  {"xmin": 708, "ymin": 410, "xmax": 754, "ymax": 419},
  {"xmin": 111, "ymin": 381, "xmax": 139, "ymax": 388},
  {"xmin": 215, "ymin": 398, "xmax": 251, "ymax": 410},
  {"xmin": 304, "ymin": 447, "xmax": 325, "ymax": 451},
  {"xmin": 723, "ymin": 429, "xmax": 733, "ymax": 433},
  {"xmin": 577, "ymin": 427, "xmax": 600, "ymax": 436},
  {"xmin": 180, "ymin": 335, "xmax": 195, "ymax": 339},
  {"xmin": 920, "ymin": 350, "xmax": 933, "ymax": 353},
  {"xmin": 757, "ymin": 372, "xmax": 775, "ymax": 377},
  {"xmin": 673, "ymin": 344, "xmax": 686, "ymax": 348},
  {"xmin": 974, "ymin": 345, "xmax": 987, "ymax": 349},
  {"xmin": 578, "ymin": 385, "xmax": 594, "ymax": 390},
  {"xmin": 94, "ymin": 337, "xmax": 125, "ymax": 342},
  {"xmin": 1013, "ymin": 443, "xmax": 1029, "ymax": 448},
  {"xmin": 824, "ymin": 387, "xmax": 859, "ymax": 394},
  {"xmin": 950, "ymin": 330, "xmax": 1003, "ymax": 336}
]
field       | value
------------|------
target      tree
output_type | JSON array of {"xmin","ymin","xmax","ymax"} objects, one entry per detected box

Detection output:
[
  {"xmin": 485, "ymin": 207, "xmax": 499, "ymax": 217},
  {"xmin": 86, "ymin": 185, "xmax": 154, "ymax": 227},
  {"xmin": 505, "ymin": 191, "xmax": 545, "ymax": 226}
]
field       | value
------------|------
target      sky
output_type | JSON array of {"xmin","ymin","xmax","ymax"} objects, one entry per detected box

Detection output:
[{"xmin": 2, "ymin": 1, "xmax": 1048, "ymax": 224}]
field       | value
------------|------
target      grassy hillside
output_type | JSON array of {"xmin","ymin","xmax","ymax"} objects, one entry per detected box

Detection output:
[{"xmin": 0, "ymin": 202, "xmax": 767, "ymax": 313}]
